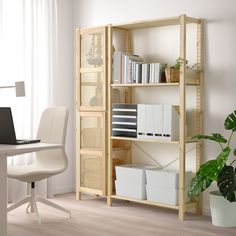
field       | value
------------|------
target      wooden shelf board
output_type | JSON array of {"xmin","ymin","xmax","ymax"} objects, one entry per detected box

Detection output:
[
  {"xmin": 111, "ymin": 136, "xmax": 195, "ymax": 144},
  {"xmin": 111, "ymin": 195, "xmax": 179, "ymax": 210},
  {"xmin": 112, "ymin": 16, "xmax": 201, "ymax": 30},
  {"xmin": 111, "ymin": 136, "xmax": 179, "ymax": 144},
  {"xmin": 79, "ymin": 187, "xmax": 103, "ymax": 196},
  {"xmin": 80, "ymin": 148, "xmax": 103, "ymax": 156},
  {"xmin": 80, "ymin": 67, "xmax": 103, "ymax": 73},
  {"xmin": 78, "ymin": 107, "xmax": 105, "ymax": 112},
  {"xmin": 111, "ymin": 195, "xmax": 198, "ymax": 210},
  {"xmin": 111, "ymin": 80, "xmax": 199, "ymax": 88},
  {"xmin": 185, "ymin": 201, "xmax": 198, "ymax": 209},
  {"xmin": 111, "ymin": 83, "xmax": 179, "ymax": 87},
  {"xmin": 81, "ymin": 82, "xmax": 99, "ymax": 86}
]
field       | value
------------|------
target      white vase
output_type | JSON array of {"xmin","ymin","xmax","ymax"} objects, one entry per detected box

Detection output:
[{"xmin": 209, "ymin": 190, "xmax": 236, "ymax": 227}]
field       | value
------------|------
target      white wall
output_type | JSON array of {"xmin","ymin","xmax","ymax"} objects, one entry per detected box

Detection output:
[
  {"xmin": 53, "ymin": 0, "xmax": 75, "ymax": 194},
  {"xmin": 72, "ymin": 0, "xmax": 236, "ymax": 215}
]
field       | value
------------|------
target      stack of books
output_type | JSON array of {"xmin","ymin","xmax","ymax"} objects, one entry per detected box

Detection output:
[{"xmin": 112, "ymin": 51, "xmax": 164, "ymax": 84}]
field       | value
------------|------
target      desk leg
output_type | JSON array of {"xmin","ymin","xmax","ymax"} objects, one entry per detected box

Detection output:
[{"xmin": 0, "ymin": 156, "xmax": 7, "ymax": 236}]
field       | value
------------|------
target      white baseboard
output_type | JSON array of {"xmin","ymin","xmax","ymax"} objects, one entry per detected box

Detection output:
[{"xmin": 54, "ymin": 185, "xmax": 74, "ymax": 195}]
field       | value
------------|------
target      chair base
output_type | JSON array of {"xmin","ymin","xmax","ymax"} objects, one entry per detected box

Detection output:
[{"xmin": 7, "ymin": 184, "xmax": 71, "ymax": 224}]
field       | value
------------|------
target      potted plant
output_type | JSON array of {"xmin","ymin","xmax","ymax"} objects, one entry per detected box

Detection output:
[
  {"xmin": 188, "ymin": 110, "xmax": 236, "ymax": 227},
  {"xmin": 165, "ymin": 57, "xmax": 198, "ymax": 83}
]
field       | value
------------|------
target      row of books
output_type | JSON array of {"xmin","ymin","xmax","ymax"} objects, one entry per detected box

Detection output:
[{"xmin": 112, "ymin": 51, "xmax": 164, "ymax": 84}]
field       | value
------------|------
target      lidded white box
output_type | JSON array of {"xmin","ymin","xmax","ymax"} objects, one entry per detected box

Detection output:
[
  {"xmin": 115, "ymin": 164, "xmax": 156, "ymax": 200},
  {"xmin": 146, "ymin": 169, "xmax": 193, "ymax": 188},
  {"xmin": 145, "ymin": 169, "xmax": 193, "ymax": 205}
]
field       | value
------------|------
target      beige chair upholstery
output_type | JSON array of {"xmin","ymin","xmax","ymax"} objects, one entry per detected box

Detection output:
[{"xmin": 7, "ymin": 107, "xmax": 71, "ymax": 223}]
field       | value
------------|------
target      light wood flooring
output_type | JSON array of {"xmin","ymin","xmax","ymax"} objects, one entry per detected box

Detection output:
[{"xmin": 8, "ymin": 193, "xmax": 236, "ymax": 236}]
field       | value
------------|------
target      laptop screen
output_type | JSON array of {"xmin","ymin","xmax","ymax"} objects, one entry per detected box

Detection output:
[{"xmin": 0, "ymin": 107, "xmax": 17, "ymax": 144}]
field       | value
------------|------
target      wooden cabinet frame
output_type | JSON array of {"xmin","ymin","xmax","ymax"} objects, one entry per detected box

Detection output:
[{"xmin": 76, "ymin": 26, "xmax": 107, "ymax": 200}]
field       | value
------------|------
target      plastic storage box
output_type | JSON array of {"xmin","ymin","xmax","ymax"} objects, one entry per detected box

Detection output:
[
  {"xmin": 145, "ymin": 169, "xmax": 193, "ymax": 205},
  {"xmin": 115, "ymin": 164, "xmax": 156, "ymax": 200}
]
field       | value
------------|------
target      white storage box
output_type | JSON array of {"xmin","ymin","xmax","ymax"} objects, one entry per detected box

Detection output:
[
  {"xmin": 146, "ymin": 169, "xmax": 193, "ymax": 188},
  {"xmin": 115, "ymin": 164, "xmax": 156, "ymax": 200},
  {"xmin": 145, "ymin": 169, "xmax": 193, "ymax": 205},
  {"xmin": 146, "ymin": 185, "xmax": 190, "ymax": 205},
  {"xmin": 115, "ymin": 180, "xmax": 146, "ymax": 200},
  {"xmin": 115, "ymin": 164, "xmax": 150, "ymax": 183}
]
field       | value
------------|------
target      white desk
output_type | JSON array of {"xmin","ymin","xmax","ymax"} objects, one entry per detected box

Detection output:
[{"xmin": 0, "ymin": 143, "xmax": 63, "ymax": 236}]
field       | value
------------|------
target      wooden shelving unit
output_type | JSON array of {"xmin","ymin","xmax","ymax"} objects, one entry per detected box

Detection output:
[
  {"xmin": 107, "ymin": 15, "xmax": 203, "ymax": 220},
  {"xmin": 76, "ymin": 14, "xmax": 203, "ymax": 221}
]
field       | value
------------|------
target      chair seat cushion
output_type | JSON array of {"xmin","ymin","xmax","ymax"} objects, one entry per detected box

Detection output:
[{"xmin": 8, "ymin": 164, "xmax": 65, "ymax": 183}]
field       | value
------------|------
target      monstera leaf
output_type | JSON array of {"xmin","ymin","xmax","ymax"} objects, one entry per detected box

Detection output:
[
  {"xmin": 198, "ymin": 160, "xmax": 222, "ymax": 181},
  {"xmin": 217, "ymin": 166, "xmax": 236, "ymax": 202},
  {"xmin": 224, "ymin": 110, "xmax": 236, "ymax": 131},
  {"xmin": 188, "ymin": 173, "xmax": 212, "ymax": 198},
  {"xmin": 216, "ymin": 146, "xmax": 231, "ymax": 168},
  {"xmin": 191, "ymin": 133, "xmax": 227, "ymax": 143},
  {"xmin": 188, "ymin": 147, "xmax": 231, "ymax": 198}
]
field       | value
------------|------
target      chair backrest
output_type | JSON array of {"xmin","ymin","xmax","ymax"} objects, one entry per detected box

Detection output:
[
  {"xmin": 35, "ymin": 107, "xmax": 69, "ymax": 173},
  {"xmin": 36, "ymin": 107, "xmax": 69, "ymax": 144}
]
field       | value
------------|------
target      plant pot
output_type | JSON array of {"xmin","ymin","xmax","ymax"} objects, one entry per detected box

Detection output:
[
  {"xmin": 209, "ymin": 190, "xmax": 236, "ymax": 227},
  {"xmin": 165, "ymin": 68, "xmax": 180, "ymax": 83}
]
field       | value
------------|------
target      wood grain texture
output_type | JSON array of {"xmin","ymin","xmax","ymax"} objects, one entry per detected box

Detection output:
[{"xmin": 8, "ymin": 193, "xmax": 236, "ymax": 236}]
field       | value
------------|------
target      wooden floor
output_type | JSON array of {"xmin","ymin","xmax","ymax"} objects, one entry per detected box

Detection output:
[{"xmin": 8, "ymin": 193, "xmax": 236, "ymax": 236}]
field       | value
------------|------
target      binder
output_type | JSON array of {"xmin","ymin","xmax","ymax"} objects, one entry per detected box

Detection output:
[
  {"xmin": 153, "ymin": 104, "xmax": 163, "ymax": 140},
  {"xmin": 145, "ymin": 105, "xmax": 155, "ymax": 139},
  {"xmin": 137, "ymin": 104, "xmax": 146, "ymax": 139},
  {"xmin": 112, "ymin": 51, "xmax": 122, "ymax": 84},
  {"xmin": 162, "ymin": 105, "xmax": 179, "ymax": 141},
  {"xmin": 171, "ymin": 106, "xmax": 179, "ymax": 141}
]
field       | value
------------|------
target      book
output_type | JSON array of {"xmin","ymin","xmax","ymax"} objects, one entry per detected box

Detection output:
[{"xmin": 113, "ymin": 51, "xmax": 143, "ymax": 84}]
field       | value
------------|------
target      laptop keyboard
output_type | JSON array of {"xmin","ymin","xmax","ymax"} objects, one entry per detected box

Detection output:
[{"xmin": 16, "ymin": 139, "xmax": 40, "ymax": 145}]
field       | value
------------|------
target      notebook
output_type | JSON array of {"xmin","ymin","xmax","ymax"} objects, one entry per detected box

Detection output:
[{"xmin": 0, "ymin": 107, "xmax": 40, "ymax": 145}]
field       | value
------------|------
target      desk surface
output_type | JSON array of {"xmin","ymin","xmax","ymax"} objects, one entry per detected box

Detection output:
[{"xmin": 0, "ymin": 143, "xmax": 63, "ymax": 157}]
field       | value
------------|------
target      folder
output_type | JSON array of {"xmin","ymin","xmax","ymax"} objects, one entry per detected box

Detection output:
[
  {"xmin": 163, "ymin": 104, "xmax": 171, "ymax": 141},
  {"xmin": 153, "ymin": 104, "xmax": 163, "ymax": 140},
  {"xmin": 137, "ymin": 104, "xmax": 146, "ymax": 139},
  {"xmin": 145, "ymin": 105, "xmax": 155, "ymax": 139},
  {"xmin": 162, "ymin": 105, "xmax": 179, "ymax": 141}
]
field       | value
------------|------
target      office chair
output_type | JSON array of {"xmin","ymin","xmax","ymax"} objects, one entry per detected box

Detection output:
[{"xmin": 7, "ymin": 107, "xmax": 71, "ymax": 223}]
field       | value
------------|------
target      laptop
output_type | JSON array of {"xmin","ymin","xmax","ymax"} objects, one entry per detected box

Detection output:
[{"xmin": 0, "ymin": 107, "xmax": 40, "ymax": 145}]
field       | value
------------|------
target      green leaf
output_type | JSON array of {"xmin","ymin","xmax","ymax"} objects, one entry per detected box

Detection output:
[
  {"xmin": 224, "ymin": 110, "xmax": 236, "ymax": 131},
  {"xmin": 188, "ymin": 147, "xmax": 231, "ymax": 198},
  {"xmin": 188, "ymin": 173, "xmax": 212, "ymax": 198},
  {"xmin": 217, "ymin": 146, "xmax": 231, "ymax": 168},
  {"xmin": 199, "ymin": 147, "xmax": 231, "ymax": 181},
  {"xmin": 217, "ymin": 166, "xmax": 236, "ymax": 202},
  {"xmin": 198, "ymin": 160, "xmax": 220, "ymax": 181},
  {"xmin": 191, "ymin": 133, "xmax": 227, "ymax": 143}
]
